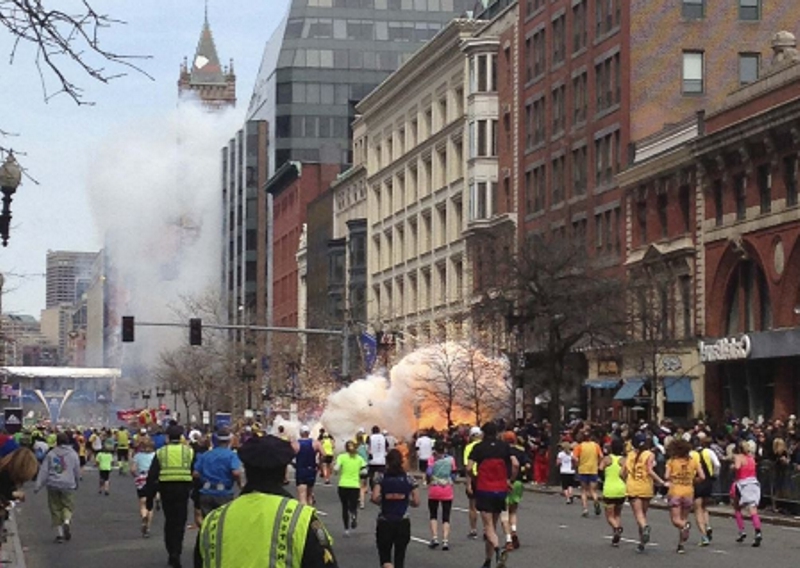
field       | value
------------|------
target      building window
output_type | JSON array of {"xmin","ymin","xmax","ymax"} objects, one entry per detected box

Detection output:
[
  {"xmin": 525, "ymin": 102, "xmax": 533, "ymax": 150},
  {"xmin": 552, "ymin": 156, "xmax": 565, "ymax": 205},
  {"xmin": 572, "ymin": 146, "xmax": 587, "ymax": 197},
  {"xmin": 783, "ymin": 155, "xmax": 798, "ymax": 206},
  {"xmin": 533, "ymin": 98, "xmax": 546, "ymax": 145},
  {"xmin": 470, "ymin": 119, "xmax": 498, "ymax": 158},
  {"xmin": 552, "ymin": 85, "xmax": 565, "ymax": 134},
  {"xmin": 594, "ymin": 132, "xmax": 615, "ymax": 186},
  {"xmin": 552, "ymin": 15, "xmax": 566, "ymax": 65},
  {"xmin": 595, "ymin": 0, "xmax": 616, "ymax": 37},
  {"xmin": 471, "ymin": 181, "xmax": 491, "ymax": 220},
  {"xmin": 757, "ymin": 163, "xmax": 771, "ymax": 214},
  {"xmin": 534, "ymin": 165, "xmax": 545, "ymax": 212},
  {"xmin": 595, "ymin": 53, "xmax": 620, "ymax": 112},
  {"xmin": 679, "ymin": 185, "xmax": 691, "ymax": 232},
  {"xmin": 739, "ymin": 0, "xmax": 760, "ymax": 21},
  {"xmin": 682, "ymin": 0, "xmax": 704, "ymax": 19},
  {"xmin": 573, "ymin": 72, "xmax": 587, "ymax": 124},
  {"xmin": 572, "ymin": 0, "xmax": 587, "ymax": 52},
  {"xmin": 525, "ymin": 37, "xmax": 533, "ymax": 83},
  {"xmin": 657, "ymin": 193, "xmax": 668, "ymax": 238},
  {"xmin": 533, "ymin": 29, "xmax": 546, "ymax": 78},
  {"xmin": 713, "ymin": 179, "xmax": 724, "ymax": 226},
  {"xmin": 739, "ymin": 53, "xmax": 760, "ymax": 85},
  {"xmin": 682, "ymin": 51, "xmax": 704, "ymax": 94},
  {"xmin": 735, "ymin": 174, "xmax": 747, "ymax": 220},
  {"xmin": 636, "ymin": 200, "xmax": 648, "ymax": 243},
  {"xmin": 595, "ymin": 213, "xmax": 604, "ymax": 248}
]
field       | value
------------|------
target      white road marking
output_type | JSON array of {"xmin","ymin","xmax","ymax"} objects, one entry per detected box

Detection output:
[
  {"xmin": 316, "ymin": 510, "xmax": 328, "ymax": 516},
  {"xmin": 710, "ymin": 549, "xmax": 729, "ymax": 554},
  {"xmin": 603, "ymin": 536, "xmax": 658, "ymax": 547},
  {"xmin": 453, "ymin": 507, "xmax": 470, "ymax": 513},
  {"xmin": 411, "ymin": 536, "xmax": 430, "ymax": 545}
]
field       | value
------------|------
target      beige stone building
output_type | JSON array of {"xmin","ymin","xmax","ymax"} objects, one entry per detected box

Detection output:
[{"xmin": 355, "ymin": 17, "xmax": 508, "ymax": 343}]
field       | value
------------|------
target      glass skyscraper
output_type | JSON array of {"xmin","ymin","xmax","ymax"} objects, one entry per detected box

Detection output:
[{"xmin": 246, "ymin": 0, "xmax": 475, "ymax": 172}]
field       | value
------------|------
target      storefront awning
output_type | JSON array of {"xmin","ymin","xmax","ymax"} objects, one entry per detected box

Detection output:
[
  {"xmin": 614, "ymin": 378, "xmax": 646, "ymax": 401},
  {"xmin": 584, "ymin": 379, "xmax": 621, "ymax": 389},
  {"xmin": 664, "ymin": 376, "xmax": 694, "ymax": 403}
]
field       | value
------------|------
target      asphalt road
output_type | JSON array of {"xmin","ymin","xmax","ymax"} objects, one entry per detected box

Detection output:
[{"xmin": 15, "ymin": 469, "xmax": 800, "ymax": 567}]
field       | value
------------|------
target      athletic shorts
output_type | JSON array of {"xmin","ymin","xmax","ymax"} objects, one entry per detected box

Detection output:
[
  {"xmin": 136, "ymin": 488, "xmax": 148, "ymax": 499},
  {"xmin": 117, "ymin": 449, "xmax": 129, "ymax": 461},
  {"xmin": 694, "ymin": 478, "xmax": 714, "ymax": 499},
  {"xmin": 577, "ymin": 474, "xmax": 599, "ymax": 484},
  {"xmin": 79, "ymin": 456, "xmax": 87, "ymax": 467},
  {"xmin": 475, "ymin": 492, "xmax": 507, "ymax": 514},
  {"xmin": 99, "ymin": 470, "xmax": 110, "ymax": 481},
  {"xmin": 668, "ymin": 496, "xmax": 693, "ymax": 509},
  {"xmin": 296, "ymin": 476, "xmax": 317, "ymax": 488},
  {"xmin": 560, "ymin": 473, "xmax": 575, "ymax": 490},
  {"xmin": 506, "ymin": 481, "xmax": 524, "ymax": 505},
  {"xmin": 604, "ymin": 497, "xmax": 626, "ymax": 507},
  {"xmin": 323, "ymin": 455, "xmax": 334, "ymax": 464}
]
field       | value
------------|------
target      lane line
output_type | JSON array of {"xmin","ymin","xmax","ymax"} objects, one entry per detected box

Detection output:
[
  {"xmin": 410, "ymin": 536, "xmax": 430, "ymax": 545},
  {"xmin": 453, "ymin": 507, "xmax": 470, "ymax": 513},
  {"xmin": 603, "ymin": 535, "xmax": 659, "ymax": 547}
]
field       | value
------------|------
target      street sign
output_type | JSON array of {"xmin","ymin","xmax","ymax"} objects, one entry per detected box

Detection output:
[{"xmin": 202, "ymin": 410, "xmax": 210, "ymax": 425}]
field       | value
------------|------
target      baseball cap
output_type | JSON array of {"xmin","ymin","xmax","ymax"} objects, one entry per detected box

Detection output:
[
  {"xmin": 469, "ymin": 426, "xmax": 482, "ymax": 437},
  {"xmin": 633, "ymin": 432, "xmax": 648, "ymax": 448},
  {"xmin": 300, "ymin": 425, "xmax": 310, "ymax": 434},
  {"xmin": 216, "ymin": 427, "xmax": 232, "ymax": 442}
]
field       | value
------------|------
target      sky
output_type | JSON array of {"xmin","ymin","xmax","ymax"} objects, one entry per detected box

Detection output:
[{"xmin": 0, "ymin": 0, "xmax": 288, "ymax": 317}]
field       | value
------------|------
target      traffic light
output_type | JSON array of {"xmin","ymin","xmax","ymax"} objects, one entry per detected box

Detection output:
[
  {"xmin": 122, "ymin": 316, "xmax": 135, "ymax": 342},
  {"xmin": 189, "ymin": 318, "xmax": 202, "ymax": 346}
]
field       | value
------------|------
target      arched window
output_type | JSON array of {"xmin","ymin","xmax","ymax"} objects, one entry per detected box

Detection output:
[{"xmin": 725, "ymin": 260, "xmax": 772, "ymax": 334}]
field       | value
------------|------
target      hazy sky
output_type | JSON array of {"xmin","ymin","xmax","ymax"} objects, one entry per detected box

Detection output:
[{"xmin": 0, "ymin": 0, "xmax": 287, "ymax": 317}]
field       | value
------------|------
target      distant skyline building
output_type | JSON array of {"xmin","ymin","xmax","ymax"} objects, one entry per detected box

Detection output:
[
  {"xmin": 246, "ymin": 0, "xmax": 475, "ymax": 174},
  {"xmin": 45, "ymin": 250, "xmax": 97, "ymax": 309}
]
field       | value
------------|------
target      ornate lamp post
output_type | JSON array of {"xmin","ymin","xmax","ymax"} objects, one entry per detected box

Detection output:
[
  {"xmin": 0, "ymin": 154, "xmax": 22, "ymax": 247},
  {"xmin": 140, "ymin": 388, "xmax": 152, "ymax": 407},
  {"xmin": 155, "ymin": 386, "xmax": 166, "ymax": 408}
]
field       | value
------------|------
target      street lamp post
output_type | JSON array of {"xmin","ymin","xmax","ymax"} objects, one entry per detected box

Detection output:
[
  {"xmin": 0, "ymin": 153, "xmax": 22, "ymax": 247},
  {"xmin": 141, "ymin": 389, "xmax": 151, "ymax": 407},
  {"xmin": 156, "ymin": 387, "xmax": 166, "ymax": 409}
]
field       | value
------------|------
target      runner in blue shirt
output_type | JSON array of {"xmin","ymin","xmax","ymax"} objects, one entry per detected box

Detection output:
[{"xmin": 192, "ymin": 427, "xmax": 242, "ymax": 521}]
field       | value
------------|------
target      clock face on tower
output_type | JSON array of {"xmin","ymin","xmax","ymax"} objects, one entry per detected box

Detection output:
[{"xmin": 194, "ymin": 55, "xmax": 209, "ymax": 69}]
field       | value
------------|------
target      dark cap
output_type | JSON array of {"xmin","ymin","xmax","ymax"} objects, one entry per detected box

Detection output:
[
  {"xmin": 216, "ymin": 427, "xmax": 232, "ymax": 442},
  {"xmin": 238, "ymin": 435, "xmax": 295, "ymax": 471},
  {"xmin": 166, "ymin": 424, "xmax": 184, "ymax": 440}
]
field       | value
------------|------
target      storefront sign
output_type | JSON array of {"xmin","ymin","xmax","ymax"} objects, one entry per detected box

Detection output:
[
  {"xmin": 597, "ymin": 359, "xmax": 619, "ymax": 375},
  {"xmin": 699, "ymin": 335, "xmax": 751, "ymax": 362}
]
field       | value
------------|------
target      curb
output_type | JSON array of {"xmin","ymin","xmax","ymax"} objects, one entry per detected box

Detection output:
[
  {"xmin": 1, "ymin": 508, "xmax": 26, "ymax": 568},
  {"xmin": 525, "ymin": 485, "xmax": 800, "ymax": 529}
]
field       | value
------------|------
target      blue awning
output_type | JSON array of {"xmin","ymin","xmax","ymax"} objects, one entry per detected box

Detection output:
[
  {"xmin": 584, "ymin": 379, "xmax": 620, "ymax": 389},
  {"xmin": 664, "ymin": 377, "xmax": 694, "ymax": 403},
  {"xmin": 614, "ymin": 378, "xmax": 646, "ymax": 401}
]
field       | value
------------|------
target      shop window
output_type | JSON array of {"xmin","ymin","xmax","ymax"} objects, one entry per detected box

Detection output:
[{"xmin": 725, "ymin": 260, "xmax": 772, "ymax": 334}]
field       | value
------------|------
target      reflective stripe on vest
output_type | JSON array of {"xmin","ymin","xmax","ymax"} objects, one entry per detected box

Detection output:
[
  {"xmin": 199, "ymin": 493, "xmax": 315, "ymax": 568},
  {"xmin": 157, "ymin": 444, "xmax": 193, "ymax": 483}
]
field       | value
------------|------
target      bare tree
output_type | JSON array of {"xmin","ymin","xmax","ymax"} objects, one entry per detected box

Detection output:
[
  {"xmin": 456, "ymin": 339, "xmax": 512, "ymax": 425},
  {"xmin": 415, "ymin": 342, "xmax": 468, "ymax": 430},
  {"xmin": 476, "ymin": 236, "xmax": 626, "ymax": 482}
]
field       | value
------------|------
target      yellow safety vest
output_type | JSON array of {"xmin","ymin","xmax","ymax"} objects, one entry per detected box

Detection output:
[
  {"xmin": 199, "ymin": 493, "xmax": 316, "ymax": 568},
  {"xmin": 157, "ymin": 444, "xmax": 194, "ymax": 483}
]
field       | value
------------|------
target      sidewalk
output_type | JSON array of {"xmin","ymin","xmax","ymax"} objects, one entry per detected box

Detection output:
[
  {"xmin": 525, "ymin": 483, "xmax": 800, "ymax": 528},
  {"xmin": 1, "ymin": 509, "xmax": 26, "ymax": 568}
]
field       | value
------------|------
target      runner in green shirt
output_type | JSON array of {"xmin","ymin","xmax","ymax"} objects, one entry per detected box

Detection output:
[
  {"xmin": 96, "ymin": 449, "xmax": 113, "ymax": 495},
  {"xmin": 334, "ymin": 440, "xmax": 366, "ymax": 535}
]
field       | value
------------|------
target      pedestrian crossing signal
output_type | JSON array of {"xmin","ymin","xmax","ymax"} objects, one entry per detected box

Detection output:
[
  {"xmin": 122, "ymin": 316, "xmax": 135, "ymax": 342},
  {"xmin": 189, "ymin": 318, "xmax": 202, "ymax": 346}
]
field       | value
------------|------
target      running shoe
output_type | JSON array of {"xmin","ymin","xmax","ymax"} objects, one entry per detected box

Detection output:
[
  {"xmin": 611, "ymin": 527, "xmax": 623, "ymax": 547},
  {"xmin": 429, "ymin": 538, "xmax": 439, "ymax": 549},
  {"xmin": 468, "ymin": 530, "xmax": 479, "ymax": 540},
  {"xmin": 55, "ymin": 535, "xmax": 64, "ymax": 544},
  {"xmin": 752, "ymin": 530, "xmax": 762, "ymax": 548},
  {"xmin": 511, "ymin": 533, "xmax": 520, "ymax": 549},
  {"xmin": 680, "ymin": 521, "xmax": 691, "ymax": 543},
  {"xmin": 706, "ymin": 527, "xmax": 713, "ymax": 542},
  {"xmin": 496, "ymin": 548, "xmax": 508, "ymax": 568},
  {"xmin": 581, "ymin": 509, "xmax": 589, "ymax": 517},
  {"xmin": 641, "ymin": 525, "xmax": 651, "ymax": 545},
  {"xmin": 442, "ymin": 540, "xmax": 449, "ymax": 551},
  {"xmin": 63, "ymin": 523, "xmax": 71, "ymax": 541},
  {"xmin": 504, "ymin": 541, "xmax": 514, "ymax": 552},
  {"xmin": 350, "ymin": 513, "xmax": 358, "ymax": 530},
  {"xmin": 344, "ymin": 529, "xmax": 350, "ymax": 537},
  {"xmin": 699, "ymin": 536, "xmax": 710, "ymax": 547},
  {"xmin": 736, "ymin": 532, "xmax": 747, "ymax": 543},
  {"xmin": 676, "ymin": 544, "xmax": 685, "ymax": 554},
  {"xmin": 635, "ymin": 543, "xmax": 645, "ymax": 554},
  {"xmin": 594, "ymin": 501, "xmax": 601, "ymax": 516}
]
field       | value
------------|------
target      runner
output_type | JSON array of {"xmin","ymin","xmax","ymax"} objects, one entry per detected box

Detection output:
[
  {"xmin": 293, "ymin": 425, "xmax": 321, "ymax": 505},
  {"xmin": 89, "ymin": 429, "xmax": 103, "ymax": 465},
  {"xmin": 622, "ymin": 432, "xmax": 665, "ymax": 553},
  {"xmin": 732, "ymin": 439, "xmax": 763, "ymax": 547},
  {"xmin": 334, "ymin": 440, "xmax": 366, "ymax": 536},
  {"xmin": 320, "ymin": 428, "xmax": 336, "ymax": 485},
  {"xmin": 572, "ymin": 431, "xmax": 603, "ymax": 517},
  {"xmin": 599, "ymin": 438, "xmax": 626, "ymax": 547},
  {"xmin": 356, "ymin": 429, "xmax": 370, "ymax": 508},
  {"xmin": 665, "ymin": 437, "xmax": 704, "ymax": 554},
  {"xmin": 691, "ymin": 432, "xmax": 720, "ymax": 546},
  {"xmin": 116, "ymin": 427, "xmax": 131, "ymax": 475},
  {"xmin": 466, "ymin": 422, "xmax": 519, "ymax": 568},
  {"xmin": 556, "ymin": 441, "xmax": 576, "ymax": 504},
  {"xmin": 500, "ymin": 431, "xmax": 530, "ymax": 552},
  {"xmin": 415, "ymin": 430, "xmax": 433, "ymax": 481},
  {"xmin": 372, "ymin": 448, "xmax": 420, "ymax": 568},
  {"xmin": 33, "ymin": 432, "xmax": 81, "ymax": 543},
  {"xmin": 463, "ymin": 426, "xmax": 482, "ymax": 540},
  {"xmin": 96, "ymin": 443, "xmax": 113, "ymax": 495},
  {"xmin": 131, "ymin": 438, "xmax": 156, "ymax": 537},
  {"xmin": 426, "ymin": 439, "xmax": 456, "ymax": 551},
  {"xmin": 368, "ymin": 425, "xmax": 387, "ymax": 488}
]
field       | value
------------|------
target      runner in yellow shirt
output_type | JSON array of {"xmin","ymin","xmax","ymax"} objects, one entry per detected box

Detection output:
[
  {"xmin": 665, "ymin": 438, "xmax": 704, "ymax": 554},
  {"xmin": 572, "ymin": 432, "xmax": 603, "ymax": 517},
  {"xmin": 622, "ymin": 432, "xmax": 666, "ymax": 553}
]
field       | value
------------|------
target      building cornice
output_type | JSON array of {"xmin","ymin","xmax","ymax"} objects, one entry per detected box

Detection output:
[{"xmin": 265, "ymin": 160, "xmax": 302, "ymax": 197}]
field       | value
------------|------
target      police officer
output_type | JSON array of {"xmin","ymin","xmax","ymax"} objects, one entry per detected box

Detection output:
[
  {"xmin": 195, "ymin": 435, "xmax": 338, "ymax": 568},
  {"xmin": 145, "ymin": 424, "xmax": 194, "ymax": 568}
]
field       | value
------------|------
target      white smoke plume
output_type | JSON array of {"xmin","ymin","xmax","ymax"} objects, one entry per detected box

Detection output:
[{"xmin": 86, "ymin": 101, "xmax": 242, "ymax": 373}]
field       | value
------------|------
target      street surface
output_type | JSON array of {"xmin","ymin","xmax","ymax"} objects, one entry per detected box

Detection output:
[{"xmin": 15, "ymin": 468, "xmax": 800, "ymax": 567}]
